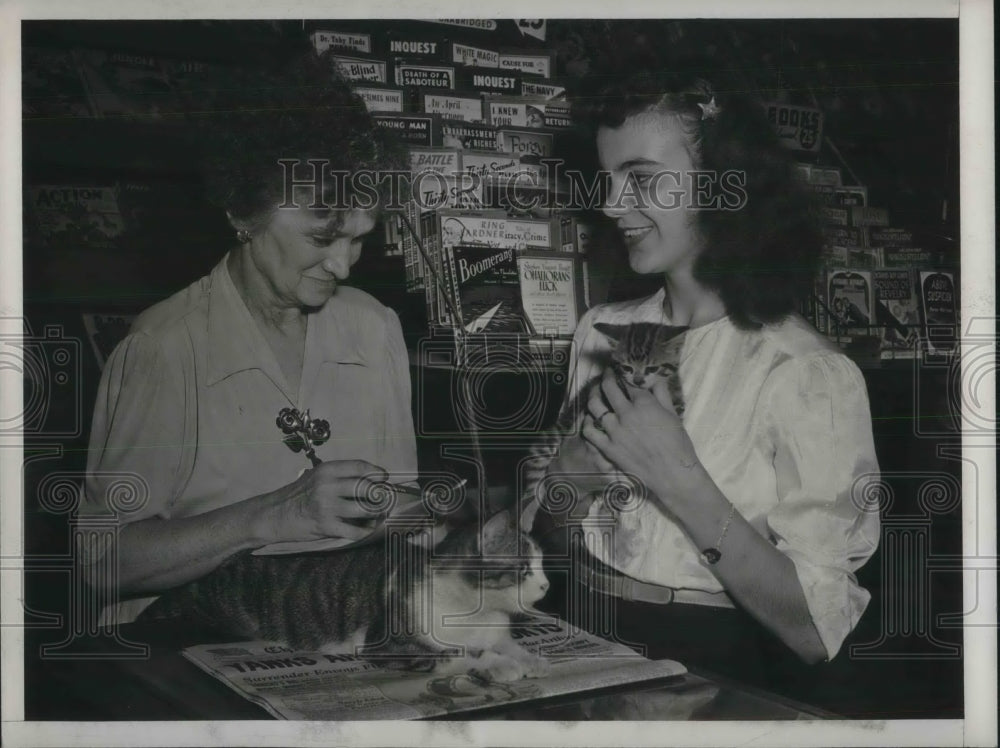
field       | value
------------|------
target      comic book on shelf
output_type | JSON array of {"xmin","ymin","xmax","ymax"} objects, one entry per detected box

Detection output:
[
  {"xmin": 873, "ymin": 269, "xmax": 920, "ymax": 359},
  {"xmin": 25, "ymin": 184, "xmax": 125, "ymax": 250},
  {"xmin": 919, "ymin": 270, "xmax": 957, "ymax": 355},
  {"xmin": 826, "ymin": 268, "xmax": 875, "ymax": 335}
]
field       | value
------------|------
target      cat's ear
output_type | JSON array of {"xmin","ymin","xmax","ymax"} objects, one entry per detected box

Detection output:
[
  {"xmin": 593, "ymin": 322, "xmax": 628, "ymax": 346},
  {"xmin": 480, "ymin": 509, "xmax": 517, "ymax": 556}
]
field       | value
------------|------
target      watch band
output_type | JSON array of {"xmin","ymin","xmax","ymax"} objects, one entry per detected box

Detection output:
[{"xmin": 701, "ymin": 502, "xmax": 737, "ymax": 565}]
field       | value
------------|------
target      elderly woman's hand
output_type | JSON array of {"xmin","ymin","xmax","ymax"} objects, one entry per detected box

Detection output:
[
  {"xmin": 255, "ymin": 459, "xmax": 390, "ymax": 545},
  {"xmin": 581, "ymin": 370, "xmax": 703, "ymax": 513}
]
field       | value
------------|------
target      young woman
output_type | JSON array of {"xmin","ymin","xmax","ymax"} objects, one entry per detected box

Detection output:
[{"xmin": 527, "ymin": 70, "xmax": 880, "ymax": 684}]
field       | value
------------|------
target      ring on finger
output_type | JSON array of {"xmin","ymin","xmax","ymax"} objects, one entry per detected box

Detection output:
[{"xmin": 594, "ymin": 410, "xmax": 612, "ymax": 431}]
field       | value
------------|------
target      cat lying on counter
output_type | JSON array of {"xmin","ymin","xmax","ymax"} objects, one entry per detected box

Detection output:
[{"xmin": 139, "ymin": 508, "xmax": 552, "ymax": 683}]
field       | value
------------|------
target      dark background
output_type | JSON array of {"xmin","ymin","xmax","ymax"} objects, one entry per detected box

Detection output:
[{"xmin": 20, "ymin": 18, "xmax": 963, "ymax": 720}]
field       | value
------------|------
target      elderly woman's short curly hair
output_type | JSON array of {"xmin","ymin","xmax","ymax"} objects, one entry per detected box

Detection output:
[
  {"xmin": 197, "ymin": 49, "xmax": 407, "ymax": 229},
  {"xmin": 573, "ymin": 65, "xmax": 824, "ymax": 329}
]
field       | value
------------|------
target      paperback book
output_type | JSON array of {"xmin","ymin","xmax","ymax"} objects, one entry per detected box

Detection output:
[{"xmin": 873, "ymin": 269, "xmax": 920, "ymax": 358}]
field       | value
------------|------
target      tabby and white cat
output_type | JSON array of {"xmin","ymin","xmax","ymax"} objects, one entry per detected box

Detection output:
[
  {"xmin": 524, "ymin": 322, "xmax": 688, "ymax": 533},
  {"xmin": 139, "ymin": 510, "xmax": 551, "ymax": 682}
]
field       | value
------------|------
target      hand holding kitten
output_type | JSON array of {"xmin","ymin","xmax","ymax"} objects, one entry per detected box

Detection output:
[{"xmin": 582, "ymin": 370, "xmax": 705, "ymax": 515}]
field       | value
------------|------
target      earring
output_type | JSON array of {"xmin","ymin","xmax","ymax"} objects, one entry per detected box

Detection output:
[{"xmin": 236, "ymin": 228, "xmax": 252, "ymax": 244}]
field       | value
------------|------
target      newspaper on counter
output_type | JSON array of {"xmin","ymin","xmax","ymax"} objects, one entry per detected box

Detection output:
[{"xmin": 181, "ymin": 617, "xmax": 686, "ymax": 720}]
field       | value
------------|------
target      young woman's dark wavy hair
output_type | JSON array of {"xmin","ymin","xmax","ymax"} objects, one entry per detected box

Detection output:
[
  {"xmin": 573, "ymin": 66, "xmax": 824, "ymax": 329},
  {"xmin": 193, "ymin": 48, "xmax": 408, "ymax": 231}
]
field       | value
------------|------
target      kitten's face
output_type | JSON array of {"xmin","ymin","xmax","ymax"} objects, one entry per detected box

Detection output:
[{"xmin": 594, "ymin": 322, "xmax": 688, "ymax": 390}]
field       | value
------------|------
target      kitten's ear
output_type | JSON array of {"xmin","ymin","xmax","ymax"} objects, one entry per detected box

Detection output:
[{"xmin": 593, "ymin": 322, "xmax": 627, "ymax": 346}]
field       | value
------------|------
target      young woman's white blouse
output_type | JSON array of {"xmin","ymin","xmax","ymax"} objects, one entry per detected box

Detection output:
[{"xmin": 528, "ymin": 288, "xmax": 881, "ymax": 660}]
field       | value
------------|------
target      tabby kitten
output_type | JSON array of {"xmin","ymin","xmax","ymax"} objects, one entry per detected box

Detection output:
[
  {"xmin": 592, "ymin": 322, "xmax": 687, "ymax": 418},
  {"xmin": 139, "ymin": 510, "xmax": 551, "ymax": 682},
  {"xmin": 524, "ymin": 322, "xmax": 688, "ymax": 530}
]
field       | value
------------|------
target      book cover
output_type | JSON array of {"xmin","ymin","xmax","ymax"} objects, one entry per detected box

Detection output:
[
  {"xmin": 409, "ymin": 147, "xmax": 462, "ymax": 178},
  {"xmin": 352, "ymin": 84, "xmax": 404, "ymax": 113},
  {"xmin": 372, "ymin": 113, "xmax": 441, "ymax": 146},
  {"xmin": 445, "ymin": 244, "xmax": 527, "ymax": 333},
  {"xmin": 827, "ymin": 269, "xmax": 875, "ymax": 335},
  {"xmin": 26, "ymin": 184, "xmax": 125, "ymax": 250},
  {"xmin": 455, "ymin": 66, "xmax": 522, "ymax": 96},
  {"xmin": 449, "ymin": 41, "xmax": 501, "ymax": 68},
  {"xmin": 310, "ymin": 29, "xmax": 373, "ymax": 55},
  {"xmin": 516, "ymin": 251, "xmax": 581, "ymax": 337},
  {"xmin": 821, "ymin": 226, "xmax": 866, "ymax": 249},
  {"xmin": 485, "ymin": 97, "xmax": 549, "ymax": 129},
  {"xmin": 811, "ymin": 185, "xmax": 868, "ymax": 208},
  {"xmin": 421, "ymin": 91, "xmax": 485, "ymax": 123},
  {"xmin": 440, "ymin": 119, "xmax": 498, "ymax": 150},
  {"xmin": 873, "ymin": 269, "xmax": 920, "ymax": 358},
  {"xmin": 460, "ymin": 150, "xmax": 545, "ymax": 184},
  {"xmin": 22, "ymin": 45, "xmax": 93, "ymax": 118},
  {"xmin": 333, "ymin": 54, "xmax": 388, "ymax": 84},
  {"xmin": 385, "ymin": 34, "xmax": 447, "ymax": 61},
  {"xmin": 400, "ymin": 201, "xmax": 424, "ymax": 292},
  {"xmin": 806, "ymin": 166, "xmax": 842, "ymax": 187},
  {"xmin": 520, "ymin": 78, "xmax": 567, "ymax": 101},
  {"xmin": 850, "ymin": 206, "xmax": 890, "ymax": 227},
  {"xmin": 439, "ymin": 211, "xmax": 553, "ymax": 250},
  {"xmin": 868, "ymin": 227, "xmax": 915, "ymax": 247},
  {"xmin": 394, "ymin": 60, "xmax": 456, "ymax": 90},
  {"xmin": 919, "ymin": 270, "xmax": 957, "ymax": 355},
  {"xmin": 74, "ymin": 48, "xmax": 178, "ymax": 119},
  {"xmin": 414, "ymin": 175, "xmax": 486, "ymax": 214},
  {"xmin": 498, "ymin": 49, "xmax": 554, "ymax": 78},
  {"xmin": 884, "ymin": 246, "xmax": 934, "ymax": 268},
  {"xmin": 482, "ymin": 168, "xmax": 564, "ymax": 216},
  {"xmin": 821, "ymin": 207, "xmax": 850, "ymax": 227},
  {"xmin": 497, "ymin": 128, "xmax": 554, "ymax": 158}
]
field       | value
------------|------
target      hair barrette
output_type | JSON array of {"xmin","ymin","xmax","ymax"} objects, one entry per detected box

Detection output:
[{"xmin": 697, "ymin": 97, "xmax": 722, "ymax": 121}]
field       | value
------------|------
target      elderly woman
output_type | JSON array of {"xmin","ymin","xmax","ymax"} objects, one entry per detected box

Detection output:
[
  {"xmin": 77, "ymin": 53, "xmax": 416, "ymax": 623},
  {"xmin": 527, "ymin": 68, "xmax": 880, "ymax": 685}
]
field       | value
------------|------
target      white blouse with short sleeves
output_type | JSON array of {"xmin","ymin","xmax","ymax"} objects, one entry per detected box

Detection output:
[{"xmin": 531, "ymin": 287, "xmax": 881, "ymax": 660}]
